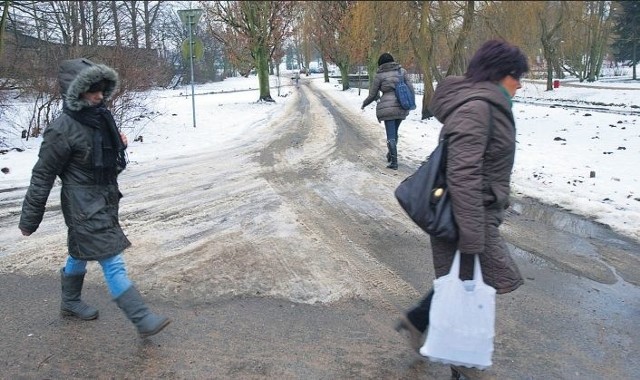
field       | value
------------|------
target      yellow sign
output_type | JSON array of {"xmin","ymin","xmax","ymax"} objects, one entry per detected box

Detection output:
[{"xmin": 181, "ymin": 38, "xmax": 204, "ymax": 61}]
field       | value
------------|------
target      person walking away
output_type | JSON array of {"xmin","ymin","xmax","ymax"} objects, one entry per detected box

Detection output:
[
  {"xmin": 361, "ymin": 53, "xmax": 414, "ymax": 170},
  {"xmin": 19, "ymin": 58, "xmax": 170, "ymax": 338},
  {"xmin": 395, "ymin": 40, "xmax": 529, "ymax": 361}
]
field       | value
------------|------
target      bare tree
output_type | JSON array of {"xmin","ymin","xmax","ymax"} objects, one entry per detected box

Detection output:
[
  {"xmin": 0, "ymin": 0, "xmax": 10, "ymax": 55},
  {"xmin": 557, "ymin": 1, "xmax": 613, "ymax": 83},
  {"xmin": 111, "ymin": 1, "xmax": 122, "ymax": 47},
  {"xmin": 406, "ymin": 1, "xmax": 451, "ymax": 119},
  {"xmin": 308, "ymin": 1, "xmax": 353, "ymax": 91},
  {"xmin": 348, "ymin": 2, "xmax": 414, "ymax": 93},
  {"xmin": 122, "ymin": 0, "xmax": 140, "ymax": 48},
  {"xmin": 445, "ymin": 1, "xmax": 475, "ymax": 77},
  {"xmin": 536, "ymin": 1, "xmax": 566, "ymax": 90},
  {"xmin": 203, "ymin": 1, "xmax": 296, "ymax": 102},
  {"xmin": 141, "ymin": 0, "xmax": 164, "ymax": 49}
]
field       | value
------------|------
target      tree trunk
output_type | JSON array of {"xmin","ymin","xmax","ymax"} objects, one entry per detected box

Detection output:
[
  {"xmin": 421, "ymin": 65, "xmax": 435, "ymax": 120},
  {"xmin": 366, "ymin": 51, "xmax": 378, "ymax": 92},
  {"xmin": 0, "ymin": 1, "xmax": 9, "ymax": 55},
  {"xmin": 111, "ymin": 1, "xmax": 122, "ymax": 47},
  {"xmin": 445, "ymin": 1, "xmax": 475, "ymax": 77},
  {"xmin": 71, "ymin": 2, "xmax": 81, "ymax": 47},
  {"xmin": 634, "ymin": 13, "xmax": 638, "ymax": 80},
  {"xmin": 125, "ymin": 0, "xmax": 140, "ymax": 48},
  {"xmin": 537, "ymin": 2, "xmax": 564, "ymax": 91},
  {"xmin": 91, "ymin": 1, "xmax": 99, "ymax": 46},
  {"xmin": 338, "ymin": 62, "xmax": 350, "ymax": 91},
  {"xmin": 410, "ymin": 3, "xmax": 436, "ymax": 119},
  {"xmin": 322, "ymin": 57, "xmax": 329, "ymax": 83},
  {"xmin": 255, "ymin": 45, "xmax": 273, "ymax": 101},
  {"xmin": 143, "ymin": 1, "xmax": 151, "ymax": 49},
  {"xmin": 79, "ymin": 1, "xmax": 87, "ymax": 45},
  {"xmin": 142, "ymin": 0, "xmax": 161, "ymax": 50},
  {"xmin": 634, "ymin": 36, "xmax": 637, "ymax": 80},
  {"xmin": 546, "ymin": 58, "xmax": 554, "ymax": 90}
]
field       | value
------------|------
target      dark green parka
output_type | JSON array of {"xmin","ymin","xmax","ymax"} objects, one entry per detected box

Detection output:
[{"xmin": 19, "ymin": 58, "xmax": 131, "ymax": 260}]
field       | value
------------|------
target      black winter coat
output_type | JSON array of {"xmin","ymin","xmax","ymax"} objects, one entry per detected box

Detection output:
[{"xmin": 19, "ymin": 58, "xmax": 131, "ymax": 260}]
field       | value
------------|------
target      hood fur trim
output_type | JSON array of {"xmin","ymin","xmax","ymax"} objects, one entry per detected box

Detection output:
[{"xmin": 59, "ymin": 58, "xmax": 119, "ymax": 111}]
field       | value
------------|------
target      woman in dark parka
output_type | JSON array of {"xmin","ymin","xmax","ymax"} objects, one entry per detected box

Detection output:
[
  {"xmin": 19, "ymin": 58, "xmax": 170, "ymax": 338},
  {"xmin": 361, "ymin": 53, "xmax": 414, "ymax": 170},
  {"xmin": 395, "ymin": 40, "xmax": 529, "ymax": 354}
]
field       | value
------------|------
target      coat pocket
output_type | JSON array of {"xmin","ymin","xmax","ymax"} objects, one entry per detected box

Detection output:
[{"xmin": 67, "ymin": 187, "xmax": 115, "ymax": 232}]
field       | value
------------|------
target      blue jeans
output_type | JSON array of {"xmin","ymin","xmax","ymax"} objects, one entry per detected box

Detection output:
[
  {"xmin": 384, "ymin": 119, "xmax": 402, "ymax": 141},
  {"xmin": 64, "ymin": 253, "xmax": 132, "ymax": 298}
]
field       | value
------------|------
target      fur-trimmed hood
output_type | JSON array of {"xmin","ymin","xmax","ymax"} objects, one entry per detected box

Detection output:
[
  {"xmin": 58, "ymin": 58, "xmax": 119, "ymax": 111},
  {"xmin": 376, "ymin": 61, "xmax": 401, "ymax": 74}
]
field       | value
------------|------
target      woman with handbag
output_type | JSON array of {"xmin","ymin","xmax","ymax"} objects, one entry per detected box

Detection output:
[
  {"xmin": 395, "ymin": 40, "xmax": 529, "ymax": 354},
  {"xmin": 361, "ymin": 53, "xmax": 415, "ymax": 170}
]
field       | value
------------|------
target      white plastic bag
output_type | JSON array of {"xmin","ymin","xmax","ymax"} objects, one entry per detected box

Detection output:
[{"xmin": 420, "ymin": 251, "xmax": 496, "ymax": 369}]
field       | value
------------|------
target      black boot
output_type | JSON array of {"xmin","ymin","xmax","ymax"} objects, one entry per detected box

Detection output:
[
  {"xmin": 115, "ymin": 286, "xmax": 170, "ymax": 338},
  {"xmin": 386, "ymin": 139, "xmax": 398, "ymax": 170},
  {"xmin": 394, "ymin": 315, "xmax": 424, "ymax": 351},
  {"xmin": 60, "ymin": 268, "xmax": 99, "ymax": 320},
  {"xmin": 406, "ymin": 289, "xmax": 434, "ymax": 332},
  {"xmin": 395, "ymin": 289, "xmax": 434, "ymax": 351}
]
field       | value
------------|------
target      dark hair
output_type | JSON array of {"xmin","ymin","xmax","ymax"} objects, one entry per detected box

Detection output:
[
  {"xmin": 377, "ymin": 53, "xmax": 394, "ymax": 66},
  {"xmin": 465, "ymin": 39, "xmax": 529, "ymax": 83},
  {"xmin": 87, "ymin": 79, "xmax": 108, "ymax": 93}
]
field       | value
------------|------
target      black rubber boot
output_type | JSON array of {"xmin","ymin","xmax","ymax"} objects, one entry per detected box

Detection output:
[
  {"xmin": 406, "ymin": 289, "xmax": 434, "ymax": 333},
  {"xmin": 60, "ymin": 268, "xmax": 99, "ymax": 320},
  {"xmin": 386, "ymin": 139, "xmax": 398, "ymax": 170},
  {"xmin": 394, "ymin": 315, "xmax": 424, "ymax": 352},
  {"xmin": 395, "ymin": 289, "xmax": 434, "ymax": 352},
  {"xmin": 115, "ymin": 286, "xmax": 170, "ymax": 338}
]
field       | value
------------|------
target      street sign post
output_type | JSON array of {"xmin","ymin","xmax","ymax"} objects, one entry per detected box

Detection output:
[{"xmin": 177, "ymin": 9, "xmax": 203, "ymax": 128}]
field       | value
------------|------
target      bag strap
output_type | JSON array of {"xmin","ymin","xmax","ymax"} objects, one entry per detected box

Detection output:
[
  {"xmin": 450, "ymin": 250, "xmax": 461, "ymax": 277},
  {"xmin": 451, "ymin": 251, "xmax": 485, "ymax": 283},
  {"xmin": 397, "ymin": 68, "xmax": 405, "ymax": 83}
]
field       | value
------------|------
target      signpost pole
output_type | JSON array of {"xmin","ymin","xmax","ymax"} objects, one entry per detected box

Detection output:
[
  {"xmin": 187, "ymin": 16, "xmax": 196, "ymax": 128},
  {"xmin": 177, "ymin": 9, "xmax": 203, "ymax": 129}
]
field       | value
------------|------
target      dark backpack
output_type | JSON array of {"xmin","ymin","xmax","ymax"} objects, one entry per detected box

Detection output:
[{"xmin": 395, "ymin": 68, "xmax": 416, "ymax": 110}]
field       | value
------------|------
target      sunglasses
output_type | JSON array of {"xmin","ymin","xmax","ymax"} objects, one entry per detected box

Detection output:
[{"xmin": 508, "ymin": 71, "xmax": 524, "ymax": 81}]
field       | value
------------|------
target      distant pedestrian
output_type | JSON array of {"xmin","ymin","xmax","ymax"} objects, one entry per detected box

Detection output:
[
  {"xmin": 395, "ymin": 40, "xmax": 529, "ymax": 358},
  {"xmin": 361, "ymin": 53, "xmax": 414, "ymax": 170},
  {"xmin": 19, "ymin": 58, "xmax": 170, "ymax": 338}
]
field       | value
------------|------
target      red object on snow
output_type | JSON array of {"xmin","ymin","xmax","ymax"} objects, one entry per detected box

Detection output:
[{"xmin": 553, "ymin": 80, "xmax": 560, "ymax": 89}]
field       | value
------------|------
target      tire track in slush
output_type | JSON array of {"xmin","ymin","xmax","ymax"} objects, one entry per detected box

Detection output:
[{"xmin": 257, "ymin": 83, "xmax": 421, "ymax": 311}]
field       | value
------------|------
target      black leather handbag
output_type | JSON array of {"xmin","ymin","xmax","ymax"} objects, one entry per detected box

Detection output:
[
  {"xmin": 394, "ymin": 138, "xmax": 458, "ymax": 241},
  {"xmin": 395, "ymin": 102, "xmax": 494, "ymax": 241}
]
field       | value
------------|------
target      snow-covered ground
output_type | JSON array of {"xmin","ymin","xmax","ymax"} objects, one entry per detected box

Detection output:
[{"xmin": 1, "ymin": 73, "xmax": 638, "ymax": 241}]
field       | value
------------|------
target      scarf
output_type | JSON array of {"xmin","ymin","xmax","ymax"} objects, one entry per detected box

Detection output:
[{"xmin": 64, "ymin": 103, "xmax": 128, "ymax": 185}]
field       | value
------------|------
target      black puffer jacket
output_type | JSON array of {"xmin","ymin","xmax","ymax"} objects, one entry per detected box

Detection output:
[
  {"xmin": 19, "ymin": 58, "xmax": 131, "ymax": 260},
  {"xmin": 362, "ymin": 62, "xmax": 414, "ymax": 122}
]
